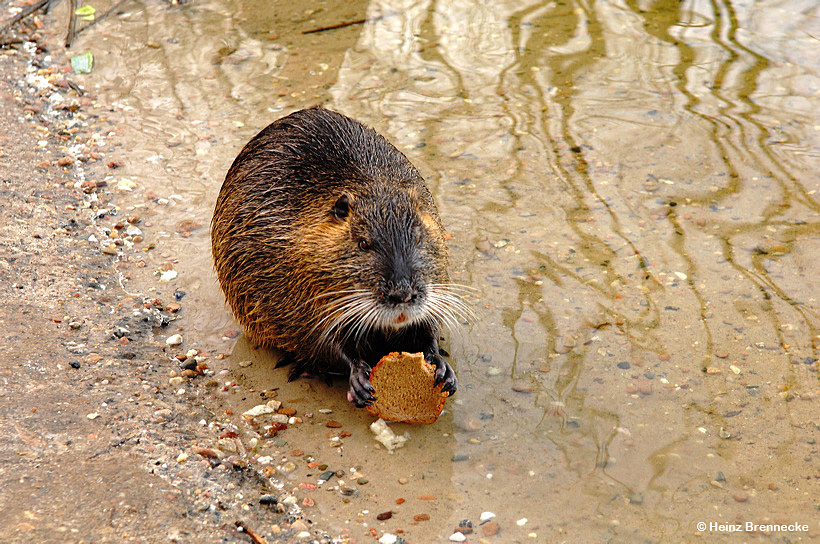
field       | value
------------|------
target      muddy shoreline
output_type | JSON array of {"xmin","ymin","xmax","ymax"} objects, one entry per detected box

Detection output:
[
  {"xmin": 0, "ymin": 12, "xmax": 341, "ymax": 544},
  {"xmin": 2, "ymin": 1, "xmax": 818, "ymax": 543}
]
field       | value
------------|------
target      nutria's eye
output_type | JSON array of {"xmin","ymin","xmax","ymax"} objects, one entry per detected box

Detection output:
[
  {"xmin": 358, "ymin": 238, "xmax": 370, "ymax": 251},
  {"xmin": 332, "ymin": 194, "xmax": 350, "ymax": 220}
]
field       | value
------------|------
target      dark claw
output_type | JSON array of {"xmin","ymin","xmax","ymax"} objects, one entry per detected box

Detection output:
[
  {"xmin": 348, "ymin": 363, "xmax": 377, "ymax": 407},
  {"xmin": 427, "ymin": 353, "xmax": 457, "ymax": 396}
]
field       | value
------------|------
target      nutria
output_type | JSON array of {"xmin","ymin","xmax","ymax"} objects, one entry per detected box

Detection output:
[{"xmin": 211, "ymin": 106, "xmax": 469, "ymax": 407}]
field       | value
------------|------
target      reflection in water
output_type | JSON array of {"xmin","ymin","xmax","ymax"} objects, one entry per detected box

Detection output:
[{"xmin": 72, "ymin": 0, "xmax": 817, "ymax": 540}]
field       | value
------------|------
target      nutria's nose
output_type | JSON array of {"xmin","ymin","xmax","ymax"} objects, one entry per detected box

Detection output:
[{"xmin": 386, "ymin": 288, "xmax": 416, "ymax": 305}]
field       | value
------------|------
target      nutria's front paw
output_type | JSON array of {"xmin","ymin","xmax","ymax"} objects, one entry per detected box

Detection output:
[
  {"xmin": 348, "ymin": 363, "xmax": 377, "ymax": 407},
  {"xmin": 428, "ymin": 354, "xmax": 457, "ymax": 396}
]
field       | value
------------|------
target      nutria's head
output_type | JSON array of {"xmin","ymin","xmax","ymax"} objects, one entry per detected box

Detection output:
[{"xmin": 299, "ymin": 181, "xmax": 464, "ymax": 345}]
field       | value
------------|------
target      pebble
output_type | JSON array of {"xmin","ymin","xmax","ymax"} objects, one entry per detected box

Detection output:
[
  {"xmin": 339, "ymin": 486, "xmax": 357, "ymax": 496},
  {"xmin": 378, "ymin": 534, "xmax": 398, "ymax": 544},
  {"xmin": 516, "ymin": 518, "xmax": 528, "ymax": 526},
  {"xmin": 217, "ymin": 439, "xmax": 237, "ymax": 453},
  {"xmin": 512, "ymin": 382, "xmax": 533, "ymax": 393},
  {"xmin": 259, "ymin": 494, "xmax": 278, "ymax": 505},
  {"xmin": 482, "ymin": 521, "xmax": 500, "ymax": 536},
  {"xmin": 413, "ymin": 514, "xmax": 430, "ymax": 521},
  {"xmin": 637, "ymin": 380, "xmax": 652, "ymax": 395},
  {"xmin": 176, "ymin": 219, "xmax": 202, "ymax": 232},
  {"xmin": 480, "ymin": 512, "xmax": 496, "ymax": 522},
  {"xmin": 376, "ymin": 511, "xmax": 392, "ymax": 521},
  {"xmin": 617, "ymin": 361, "xmax": 631, "ymax": 369},
  {"xmin": 326, "ymin": 420, "xmax": 342, "ymax": 428},
  {"xmin": 166, "ymin": 334, "xmax": 183, "ymax": 346},
  {"xmin": 169, "ymin": 376, "xmax": 185, "ymax": 386},
  {"xmin": 475, "ymin": 240, "xmax": 491, "ymax": 252},
  {"xmin": 242, "ymin": 401, "xmax": 284, "ymax": 416},
  {"xmin": 448, "ymin": 532, "xmax": 467, "ymax": 542},
  {"xmin": 117, "ymin": 178, "xmax": 137, "ymax": 191},
  {"xmin": 180, "ymin": 358, "xmax": 196, "ymax": 370},
  {"xmin": 457, "ymin": 520, "xmax": 473, "ymax": 533},
  {"xmin": 733, "ymin": 492, "xmax": 749, "ymax": 502},
  {"xmin": 193, "ymin": 446, "xmax": 220, "ymax": 459}
]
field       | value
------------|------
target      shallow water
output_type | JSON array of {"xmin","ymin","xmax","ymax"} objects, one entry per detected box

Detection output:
[{"xmin": 63, "ymin": 0, "xmax": 817, "ymax": 541}]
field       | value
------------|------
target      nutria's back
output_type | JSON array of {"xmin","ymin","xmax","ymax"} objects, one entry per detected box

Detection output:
[{"xmin": 211, "ymin": 107, "xmax": 461, "ymax": 405}]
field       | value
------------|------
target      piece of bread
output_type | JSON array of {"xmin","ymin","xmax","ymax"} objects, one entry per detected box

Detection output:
[{"xmin": 365, "ymin": 352, "xmax": 449, "ymax": 424}]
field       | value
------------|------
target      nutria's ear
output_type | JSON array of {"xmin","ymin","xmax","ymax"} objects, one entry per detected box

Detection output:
[{"xmin": 332, "ymin": 194, "xmax": 350, "ymax": 220}]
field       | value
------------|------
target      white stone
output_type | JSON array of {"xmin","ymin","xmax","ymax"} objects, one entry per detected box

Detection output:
[{"xmin": 242, "ymin": 404, "xmax": 276, "ymax": 417}]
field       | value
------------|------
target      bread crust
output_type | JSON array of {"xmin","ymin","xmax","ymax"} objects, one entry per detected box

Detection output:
[{"xmin": 365, "ymin": 352, "xmax": 449, "ymax": 424}]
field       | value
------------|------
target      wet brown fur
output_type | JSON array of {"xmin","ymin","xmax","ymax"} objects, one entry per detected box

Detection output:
[{"xmin": 211, "ymin": 106, "xmax": 450, "ymax": 381}]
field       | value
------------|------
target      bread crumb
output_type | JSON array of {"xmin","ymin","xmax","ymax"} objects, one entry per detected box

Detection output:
[{"xmin": 370, "ymin": 418, "xmax": 409, "ymax": 452}]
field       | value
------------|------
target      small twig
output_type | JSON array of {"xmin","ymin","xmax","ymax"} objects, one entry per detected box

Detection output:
[
  {"xmin": 66, "ymin": 79, "xmax": 84, "ymax": 95},
  {"xmin": 0, "ymin": 0, "xmax": 50, "ymax": 36},
  {"xmin": 65, "ymin": 0, "xmax": 77, "ymax": 47},
  {"xmin": 87, "ymin": 432, "xmax": 141, "ymax": 459},
  {"xmin": 235, "ymin": 521, "xmax": 268, "ymax": 544},
  {"xmin": 302, "ymin": 17, "xmax": 370, "ymax": 35}
]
